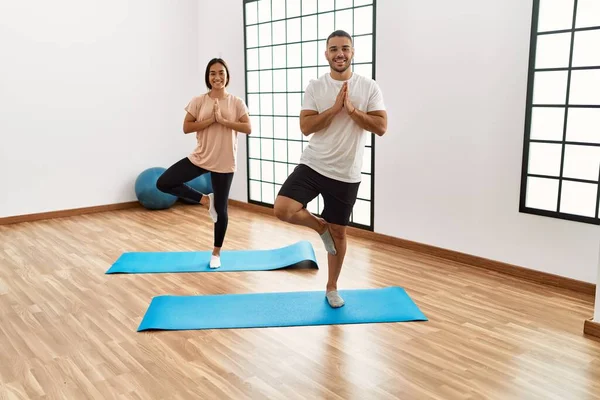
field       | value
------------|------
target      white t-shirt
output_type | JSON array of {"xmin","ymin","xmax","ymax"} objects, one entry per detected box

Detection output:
[{"xmin": 299, "ymin": 72, "xmax": 386, "ymax": 183}]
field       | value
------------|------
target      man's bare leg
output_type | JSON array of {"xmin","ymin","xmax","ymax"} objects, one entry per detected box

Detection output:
[
  {"xmin": 274, "ymin": 196, "xmax": 337, "ymax": 255},
  {"xmin": 325, "ymin": 224, "xmax": 347, "ymax": 308}
]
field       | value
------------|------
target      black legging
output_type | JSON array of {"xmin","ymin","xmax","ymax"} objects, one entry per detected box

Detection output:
[{"xmin": 156, "ymin": 157, "xmax": 233, "ymax": 248}]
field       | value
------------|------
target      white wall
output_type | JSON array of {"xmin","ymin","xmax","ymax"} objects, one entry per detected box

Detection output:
[
  {"xmin": 0, "ymin": 0, "xmax": 200, "ymax": 217},
  {"xmin": 197, "ymin": 0, "xmax": 247, "ymax": 202},
  {"xmin": 375, "ymin": 0, "xmax": 599, "ymax": 283}
]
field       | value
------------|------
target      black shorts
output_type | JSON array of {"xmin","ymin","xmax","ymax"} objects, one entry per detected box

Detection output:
[{"xmin": 277, "ymin": 164, "xmax": 360, "ymax": 226}]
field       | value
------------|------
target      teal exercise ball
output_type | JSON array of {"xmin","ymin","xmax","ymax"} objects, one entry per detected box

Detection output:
[
  {"xmin": 188, "ymin": 174, "xmax": 213, "ymax": 194},
  {"xmin": 180, "ymin": 174, "xmax": 213, "ymax": 204},
  {"xmin": 135, "ymin": 167, "xmax": 177, "ymax": 210}
]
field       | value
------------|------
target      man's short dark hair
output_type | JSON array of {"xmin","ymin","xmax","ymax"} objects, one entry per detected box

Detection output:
[{"xmin": 326, "ymin": 30, "xmax": 353, "ymax": 46}]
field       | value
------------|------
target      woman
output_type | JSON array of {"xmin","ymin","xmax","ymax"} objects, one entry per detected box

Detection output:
[{"xmin": 157, "ymin": 58, "xmax": 251, "ymax": 269}]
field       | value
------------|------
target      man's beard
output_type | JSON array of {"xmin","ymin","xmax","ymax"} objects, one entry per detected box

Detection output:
[{"xmin": 330, "ymin": 58, "xmax": 350, "ymax": 73}]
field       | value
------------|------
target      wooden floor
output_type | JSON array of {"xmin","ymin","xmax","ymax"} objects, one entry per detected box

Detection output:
[{"xmin": 1, "ymin": 203, "xmax": 600, "ymax": 399}]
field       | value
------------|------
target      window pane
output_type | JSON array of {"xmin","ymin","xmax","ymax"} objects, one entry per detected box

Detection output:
[
  {"xmin": 319, "ymin": 0, "xmax": 334, "ymax": 13},
  {"xmin": 273, "ymin": 93, "xmax": 287, "ymax": 116},
  {"xmin": 249, "ymin": 159, "xmax": 261, "ymax": 180},
  {"xmin": 566, "ymin": 108, "xmax": 600, "ymax": 143},
  {"xmin": 288, "ymin": 141, "xmax": 302, "ymax": 163},
  {"xmin": 251, "ymin": 116, "xmax": 260, "ymax": 137},
  {"xmin": 250, "ymin": 180, "xmax": 261, "ymax": 202},
  {"xmin": 261, "ymin": 161, "xmax": 274, "ymax": 183},
  {"xmin": 246, "ymin": 2, "xmax": 258, "ymax": 25},
  {"xmin": 353, "ymin": 199, "xmax": 371, "ymax": 226},
  {"xmin": 353, "ymin": 63, "xmax": 372, "ymax": 78},
  {"xmin": 560, "ymin": 181, "xmax": 597, "ymax": 217},
  {"xmin": 317, "ymin": 40, "xmax": 327, "ymax": 62},
  {"xmin": 336, "ymin": 0, "xmax": 353, "ymax": 10},
  {"xmin": 532, "ymin": 71, "xmax": 568, "ymax": 104},
  {"xmin": 572, "ymin": 30, "xmax": 600, "ymax": 67},
  {"xmin": 537, "ymin": 0, "xmax": 574, "ymax": 32},
  {"xmin": 335, "ymin": 9, "xmax": 353, "ymax": 35},
  {"xmin": 287, "ymin": 43, "xmax": 302, "ymax": 67},
  {"xmin": 288, "ymin": 117, "xmax": 302, "ymax": 140},
  {"xmin": 569, "ymin": 70, "xmax": 600, "ymax": 105},
  {"xmin": 259, "ymin": 46, "xmax": 272, "ymax": 69},
  {"xmin": 302, "ymin": 15, "xmax": 318, "ymax": 41},
  {"xmin": 247, "ymin": 49, "xmax": 259, "ymax": 70},
  {"xmin": 272, "ymin": 0, "xmax": 286, "ymax": 20},
  {"xmin": 273, "ymin": 69, "xmax": 286, "ymax": 92},
  {"xmin": 354, "ymin": 6, "xmax": 373, "ymax": 35},
  {"xmin": 275, "ymin": 162, "xmax": 288, "ymax": 184},
  {"xmin": 318, "ymin": 194, "xmax": 324, "ymax": 214},
  {"xmin": 530, "ymin": 107, "xmax": 565, "ymax": 141},
  {"xmin": 307, "ymin": 197, "xmax": 319, "ymax": 213},
  {"xmin": 528, "ymin": 143, "xmax": 562, "ymax": 176},
  {"xmin": 358, "ymin": 174, "xmax": 371, "ymax": 200},
  {"xmin": 260, "ymin": 94, "xmax": 273, "ymax": 115},
  {"xmin": 563, "ymin": 145, "xmax": 600, "ymax": 181},
  {"xmin": 362, "ymin": 147, "xmax": 372, "ymax": 173},
  {"xmin": 525, "ymin": 177, "xmax": 559, "ymax": 211},
  {"xmin": 259, "ymin": 23, "xmax": 272, "ymax": 46},
  {"xmin": 287, "ymin": 18, "xmax": 301, "ymax": 43},
  {"xmin": 273, "ymin": 45, "xmax": 286, "ymax": 68},
  {"xmin": 287, "ymin": 68, "xmax": 302, "ymax": 91},
  {"xmin": 260, "ymin": 70, "xmax": 273, "ymax": 92},
  {"xmin": 318, "ymin": 13, "xmax": 335, "ymax": 40},
  {"xmin": 353, "ymin": 35, "xmax": 373, "ymax": 63},
  {"xmin": 286, "ymin": 0, "xmax": 301, "ymax": 18},
  {"xmin": 274, "ymin": 140, "xmax": 287, "ymax": 162},
  {"xmin": 288, "ymin": 163, "xmax": 297, "ymax": 175},
  {"xmin": 260, "ymin": 116, "xmax": 273, "ymax": 138},
  {"xmin": 262, "ymin": 182, "xmax": 275, "ymax": 204},
  {"xmin": 318, "ymin": 66, "xmax": 330, "ymax": 77},
  {"xmin": 302, "ymin": 0, "xmax": 317, "ymax": 15},
  {"xmin": 274, "ymin": 117, "xmax": 287, "ymax": 139},
  {"xmin": 302, "ymin": 67, "xmax": 318, "ymax": 90},
  {"xmin": 535, "ymin": 32, "xmax": 571, "ymax": 69},
  {"xmin": 576, "ymin": 0, "xmax": 600, "ymax": 28},
  {"xmin": 261, "ymin": 138, "xmax": 274, "ymax": 160},
  {"xmin": 302, "ymin": 41, "xmax": 318, "ymax": 66},
  {"xmin": 248, "ymin": 137, "xmax": 260, "ymax": 158},
  {"xmin": 288, "ymin": 93, "xmax": 302, "ymax": 116},
  {"xmin": 354, "ymin": 0, "xmax": 373, "ymax": 6},
  {"xmin": 247, "ymin": 25, "xmax": 258, "ymax": 48},
  {"xmin": 272, "ymin": 21, "xmax": 286, "ymax": 45},
  {"xmin": 248, "ymin": 94, "xmax": 260, "ymax": 115},
  {"xmin": 258, "ymin": 0, "xmax": 271, "ymax": 23},
  {"xmin": 247, "ymin": 71, "xmax": 259, "ymax": 93}
]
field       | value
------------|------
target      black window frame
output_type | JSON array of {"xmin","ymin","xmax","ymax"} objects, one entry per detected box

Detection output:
[
  {"xmin": 520, "ymin": 0, "xmax": 600, "ymax": 225},
  {"xmin": 242, "ymin": 0, "xmax": 378, "ymax": 231}
]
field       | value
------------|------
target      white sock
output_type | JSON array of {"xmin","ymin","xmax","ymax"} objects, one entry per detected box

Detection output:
[
  {"xmin": 326, "ymin": 291, "xmax": 345, "ymax": 308},
  {"xmin": 209, "ymin": 255, "xmax": 221, "ymax": 269},
  {"xmin": 320, "ymin": 228, "xmax": 337, "ymax": 255},
  {"xmin": 207, "ymin": 193, "xmax": 218, "ymax": 223}
]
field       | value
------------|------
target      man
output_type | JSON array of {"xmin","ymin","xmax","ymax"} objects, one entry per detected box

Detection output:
[{"xmin": 273, "ymin": 30, "xmax": 387, "ymax": 308}]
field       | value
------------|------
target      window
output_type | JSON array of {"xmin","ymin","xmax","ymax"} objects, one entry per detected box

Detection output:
[
  {"xmin": 243, "ymin": 0, "xmax": 377, "ymax": 230},
  {"xmin": 520, "ymin": 0, "xmax": 600, "ymax": 224}
]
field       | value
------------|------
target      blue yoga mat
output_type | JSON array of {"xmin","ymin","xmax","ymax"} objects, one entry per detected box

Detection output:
[
  {"xmin": 106, "ymin": 240, "xmax": 317, "ymax": 274},
  {"xmin": 137, "ymin": 286, "xmax": 427, "ymax": 331}
]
